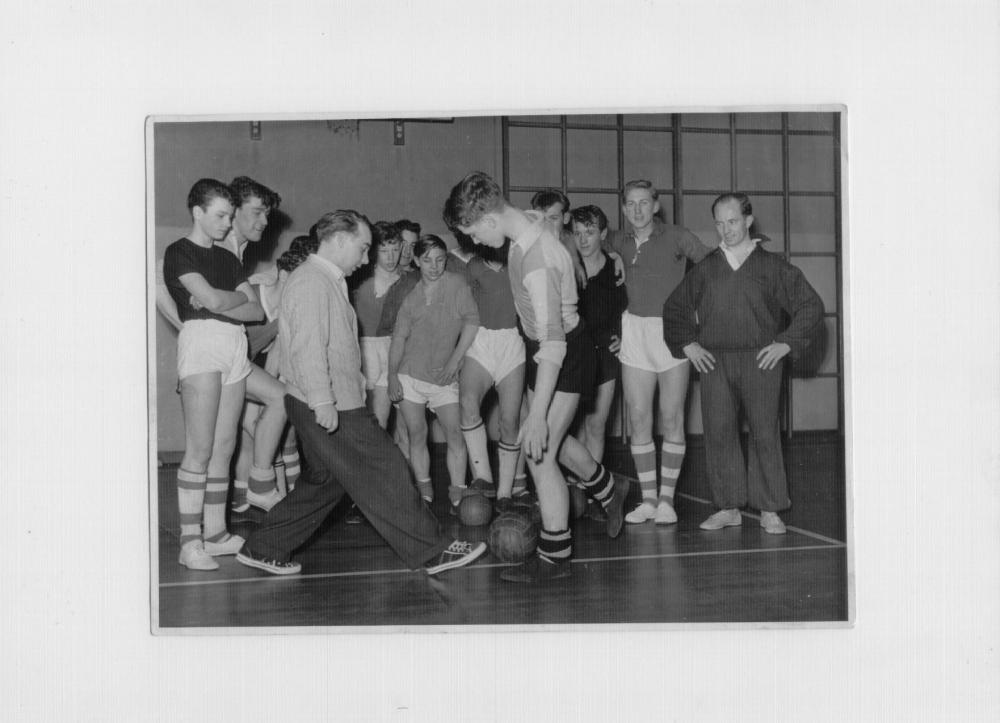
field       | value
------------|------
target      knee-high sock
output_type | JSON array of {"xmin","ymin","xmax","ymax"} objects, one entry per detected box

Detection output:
[
  {"xmin": 177, "ymin": 468, "xmax": 206, "ymax": 548},
  {"xmin": 538, "ymin": 528, "xmax": 572, "ymax": 564},
  {"xmin": 582, "ymin": 464, "xmax": 614, "ymax": 507},
  {"xmin": 202, "ymin": 476, "xmax": 230, "ymax": 541},
  {"xmin": 282, "ymin": 444, "xmax": 301, "ymax": 491},
  {"xmin": 630, "ymin": 441, "xmax": 657, "ymax": 503},
  {"xmin": 249, "ymin": 463, "xmax": 275, "ymax": 495},
  {"xmin": 462, "ymin": 420, "xmax": 493, "ymax": 483},
  {"xmin": 659, "ymin": 440, "xmax": 685, "ymax": 506},
  {"xmin": 497, "ymin": 439, "xmax": 520, "ymax": 497}
]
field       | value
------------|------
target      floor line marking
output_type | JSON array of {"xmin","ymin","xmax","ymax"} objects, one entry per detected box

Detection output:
[
  {"xmin": 160, "ymin": 543, "xmax": 844, "ymax": 589},
  {"xmin": 670, "ymin": 490, "xmax": 846, "ymax": 546}
]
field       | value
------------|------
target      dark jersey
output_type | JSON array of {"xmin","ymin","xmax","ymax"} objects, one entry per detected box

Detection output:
[{"xmin": 163, "ymin": 237, "xmax": 248, "ymax": 326}]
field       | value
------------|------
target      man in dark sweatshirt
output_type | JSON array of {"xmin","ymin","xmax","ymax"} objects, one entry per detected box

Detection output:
[{"xmin": 663, "ymin": 193, "xmax": 824, "ymax": 535}]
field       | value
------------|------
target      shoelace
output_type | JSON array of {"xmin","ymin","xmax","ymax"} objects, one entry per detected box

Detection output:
[{"xmin": 447, "ymin": 542, "xmax": 472, "ymax": 555}]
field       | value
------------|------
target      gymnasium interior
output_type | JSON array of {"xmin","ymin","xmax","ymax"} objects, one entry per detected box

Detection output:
[{"xmin": 150, "ymin": 111, "xmax": 848, "ymax": 629}]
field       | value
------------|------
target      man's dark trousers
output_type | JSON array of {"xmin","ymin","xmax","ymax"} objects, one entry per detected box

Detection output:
[{"xmin": 245, "ymin": 395, "xmax": 451, "ymax": 568}]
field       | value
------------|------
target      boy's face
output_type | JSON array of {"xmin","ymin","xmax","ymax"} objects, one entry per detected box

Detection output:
[
  {"xmin": 232, "ymin": 195, "xmax": 270, "ymax": 243},
  {"xmin": 376, "ymin": 241, "xmax": 402, "ymax": 273},
  {"xmin": 539, "ymin": 203, "xmax": 568, "ymax": 237},
  {"xmin": 193, "ymin": 196, "xmax": 234, "ymax": 241},
  {"xmin": 399, "ymin": 230, "xmax": 418, "ymax": 267},
  {"xmin": 623, "ymin": 188, "xmax": 659, "ymax": 233},
  {"xmin": 572, "ymin": 221, "xmax": 606, "ymax": 259},
  {"xmin": 458, "ymin": 214, "xmax": 505, "ymax": 248},
  {"xmin": 416, "ymin": 246, "xmax": 448, "ymax": 282},
  {"xmin": 713, "ymin": 200, "xmax": 753, "ymax": 248}
]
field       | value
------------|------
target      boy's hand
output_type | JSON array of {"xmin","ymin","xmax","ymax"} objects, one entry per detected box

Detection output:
[
  {"xmin": 518, "ymin": 413, "xmax": 549, "ymax": 463},
  {"xmin": 684, "ymin": 342, "xmax": 716, "ymax": 373},
  {"xmin": 757, "ymin": 342, "xmax": 790, "ymax": 370},
  {"xmin": 388, "ymin": 374, "xmax": 403, "ymax": 403},
  {"xmin": 609, "ymin": 252, "xmax": 625, "ymax": 286},
  {"xmin": 608, "ymin": 334, "xmax": 621, "ymax": 354}
]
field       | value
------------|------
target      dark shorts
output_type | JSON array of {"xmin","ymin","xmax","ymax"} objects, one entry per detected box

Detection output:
[
  {"xmin": 523, "ymin": 322, "xmax": 596, "ymax": 401},
  {"xmin": 594, "ymin": 344, "xmax": 620, "ymax": 386}
]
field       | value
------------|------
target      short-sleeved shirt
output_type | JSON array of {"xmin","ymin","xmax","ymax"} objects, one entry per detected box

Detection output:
[
  {"xmin": 163, "ymin": 237, "xmax": 248, "ymax": 326},
  {"xmin": 351, "ymin": 271, "xmax": 400, "ymax": 338},
  {"xmin": 609, "ymin": 218, "xmax": 710, "ymax": 317},
  {"xmin": 463, "ymin": 256, "xmax": 518, "ymax": 330},
  {"xmin": 375, "ymin": 268, "xmax": 420, "ymax": 337},
  {"xmin": 395, "ymin": 270, "xmax": 479, "ymax": 384}
]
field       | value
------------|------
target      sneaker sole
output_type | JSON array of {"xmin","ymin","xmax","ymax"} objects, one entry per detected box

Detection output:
[
  {"xmin": 700, "ymin": 517, "xmax": 742, "ymax": 530},
  {"xmin": 425, "ymin": 542, "xmax": 487, "ymax": 575},
  {"xmin": 235, "ymin": 552, "xmax": 302, "ymax": 575},
  {"xmin": 760, "ymin": 522, "xmax": 787, "ymax": 535},
  {"xmin": 178, "ymin": 555, "xmax": 219, "ymax": 571},
  {"xmin": 203, "ymin": 536, "xmax": 245, "ymax": 556}
]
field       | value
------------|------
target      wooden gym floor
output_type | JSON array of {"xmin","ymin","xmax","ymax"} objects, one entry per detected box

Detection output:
[{"xmin": 153, "ymin": 435, "xmax": 848, "ymax": 629}]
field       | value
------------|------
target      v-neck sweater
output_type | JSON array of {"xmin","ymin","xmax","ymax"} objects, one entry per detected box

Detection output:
[{"xmin": 663, "ymin": 247, "xmax": 824, "ymax": 359}]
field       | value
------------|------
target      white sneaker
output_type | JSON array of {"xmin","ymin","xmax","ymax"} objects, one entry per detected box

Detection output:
[
  {"xmin": 654, "ymin": 500, "xmax": 677, "ymax": 525},
  {"xmin": 203, "ymin": 534, "xmax": 245, "ymax": 556},
  {"xmin": 625, "ymin": 501, "xmax": 657, "ymax": 524},
  {"xmin": 178, "ymin": 541, "xmax": 219, "ymax": 570},
  {"xmin": 246, "ymin": 488, "xmax": 283, "ymax": 512},
  {"xmin": 699, "ymin": 508, "xmax": 742, "ymax": 530},
  {"xmin": 759, "ymin": 511, "xmax": 787, "ymax": 535}
]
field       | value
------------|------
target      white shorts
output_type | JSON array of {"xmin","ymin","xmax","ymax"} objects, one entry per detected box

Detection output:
[
  {"xmin": 618, "ymin": 311, "xmax": 688, "ymax": 374},
  {"xmin": 177, "ymin": 319, "xmax": 253, "ymax": 385},
  {"xmin": 464, "ymin": 327, "xmax": 525, "ymax": 384},
  {"xmin": 360, "ymin": 336, "xmax": 391, "ymax": 389},
  {"xmin": 397, "ymin": 373, "xmax": 459, "ymax": 411}
]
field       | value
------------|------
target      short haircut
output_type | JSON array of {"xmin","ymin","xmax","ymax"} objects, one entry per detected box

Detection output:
[
  {"xmin": 186, "ymin": 178, "xmax": 235, "ymax": 214},
  {"xmin": 621, "ymin": 179, "xmax": 659, "ymax": 204},
  {"xmin": 395, "ymin": 219, "xmax": 421, "ymax": 237},
  {"xmin": 313, "ymin": 210, "xmax": 370, "ymax": 244},
  {"xmin": 277, "ymin": 235, "xmax": 316, "ymax": 272},
  {"xmin": 444, "ymin": 171, "xmax": 507, "ymax": 228},
  {"xmin": 570, "ymin": 205, "xmax": 609, "ymax": 232},
  {"xmin": 229, "ymin": 176, "xmax": 282, "ymax": 210},
  {"xmin": 372, "ymin": 220, "xmax": 403, "ymax": 247},
  {"xmin": 413, "ymin": 233, "xmax": 447, "ymax": 259},
  {"xmin": 530, "ymin": 189, "xmax": 570, "ymax": 212},
  {"xmin": 711, "ymin": 192, "xmax": 753, "ymax": 218}
]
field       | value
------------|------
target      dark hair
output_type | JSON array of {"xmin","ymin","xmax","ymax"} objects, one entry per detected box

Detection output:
[
  {"xmin": 530, "ymin": 189, "xmax": 570, "ymax": 213},
  {"xmin": 314, "ymin": 210, "xmax": 370, "ymax": 243},
  {"xmin": 413, "ymin": 233, "xmax": 447, "ymax": 259},
  {"xmin": 711, "ymin": 192, "xmax": 753, "ymax": 218},
  {"xmin": 395, "ymin": 219, "xmax": 421, "ymax": 236},
  {"xmin": 444, "ymin": 171, "xmax": 506, "ymax": 228},
  {"xmin": 276, "ymin": 235, "xmax": 316, "ymax": 272},
  {"xmin": 570, "ymin": 205, "xmax": 609, "ymax": 232},
  {"xmin": 186, "ymin": 178, "xmax": 235, "ymax": 214},
  {"xmin": 229, "ymin": 176, "xmax": 281, "ymax": 210},
  {"xmin": 621, "ymin": 179, "xmax": 659, "ymax": 204},
  {"xmin": 373, "ymin": 220, "xmax": 403, "ymax": 247}
]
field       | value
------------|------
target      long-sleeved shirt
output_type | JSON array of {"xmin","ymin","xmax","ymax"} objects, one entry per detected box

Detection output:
[
  {"xmin": 608, "ymin": 217, "xmax": 710, "ymax": 317},
  {"xmin": 394, "ymin": 270, "xmax": 480, "ymax": 384},
  {"xmin": 508, "ymin": 211, "xmax": 579, "ymax": 368},
  {"xmin": 662, "ymin": 246, "xmax": 825, "ymax": 360},
  {"xmin": 278, "ymin": 254, "xmax": 366, "ymax": 411}
]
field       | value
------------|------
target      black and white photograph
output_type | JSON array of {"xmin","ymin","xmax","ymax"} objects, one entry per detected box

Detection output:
[
  {"xmin": 4, "ymin": 1, "xmax": 998, "ymax": 721},
  {"xmin": 150, "ymin": 110, "xmax": 849, "ymax": 629}
]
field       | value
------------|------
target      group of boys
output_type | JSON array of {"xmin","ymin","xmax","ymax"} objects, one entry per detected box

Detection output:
[{"xmin": 159, "ymin": 169, "xmax": 824, "ymax": 583}]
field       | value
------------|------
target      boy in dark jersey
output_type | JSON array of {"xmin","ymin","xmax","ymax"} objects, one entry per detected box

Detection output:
[
  {"xmin": 447, "ymin": 172, "xmax": 630, "ymax": 583},
  {"xmin": 163, "ymin": 179, "xmax": 265, "ymax": 570},
  {"xmin": 664, "ymin": 193, "xmax": 824, "ymax": 535}
]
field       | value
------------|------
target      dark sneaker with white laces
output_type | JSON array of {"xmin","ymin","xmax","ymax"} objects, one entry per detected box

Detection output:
[
  {"xmin": 469, "ymin": 478, "xmax": 496, "ymax": 498},
  {"xmin": 425, "ymin": 540, "xmax": 487, "ymax": 575},
  {"xmin": 500, "ymin": 555, "xmax": 572, "ymax": 583},
  {"xmin": 235, "ymin": 548, "xmax": 302, "ymax": 576}
]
